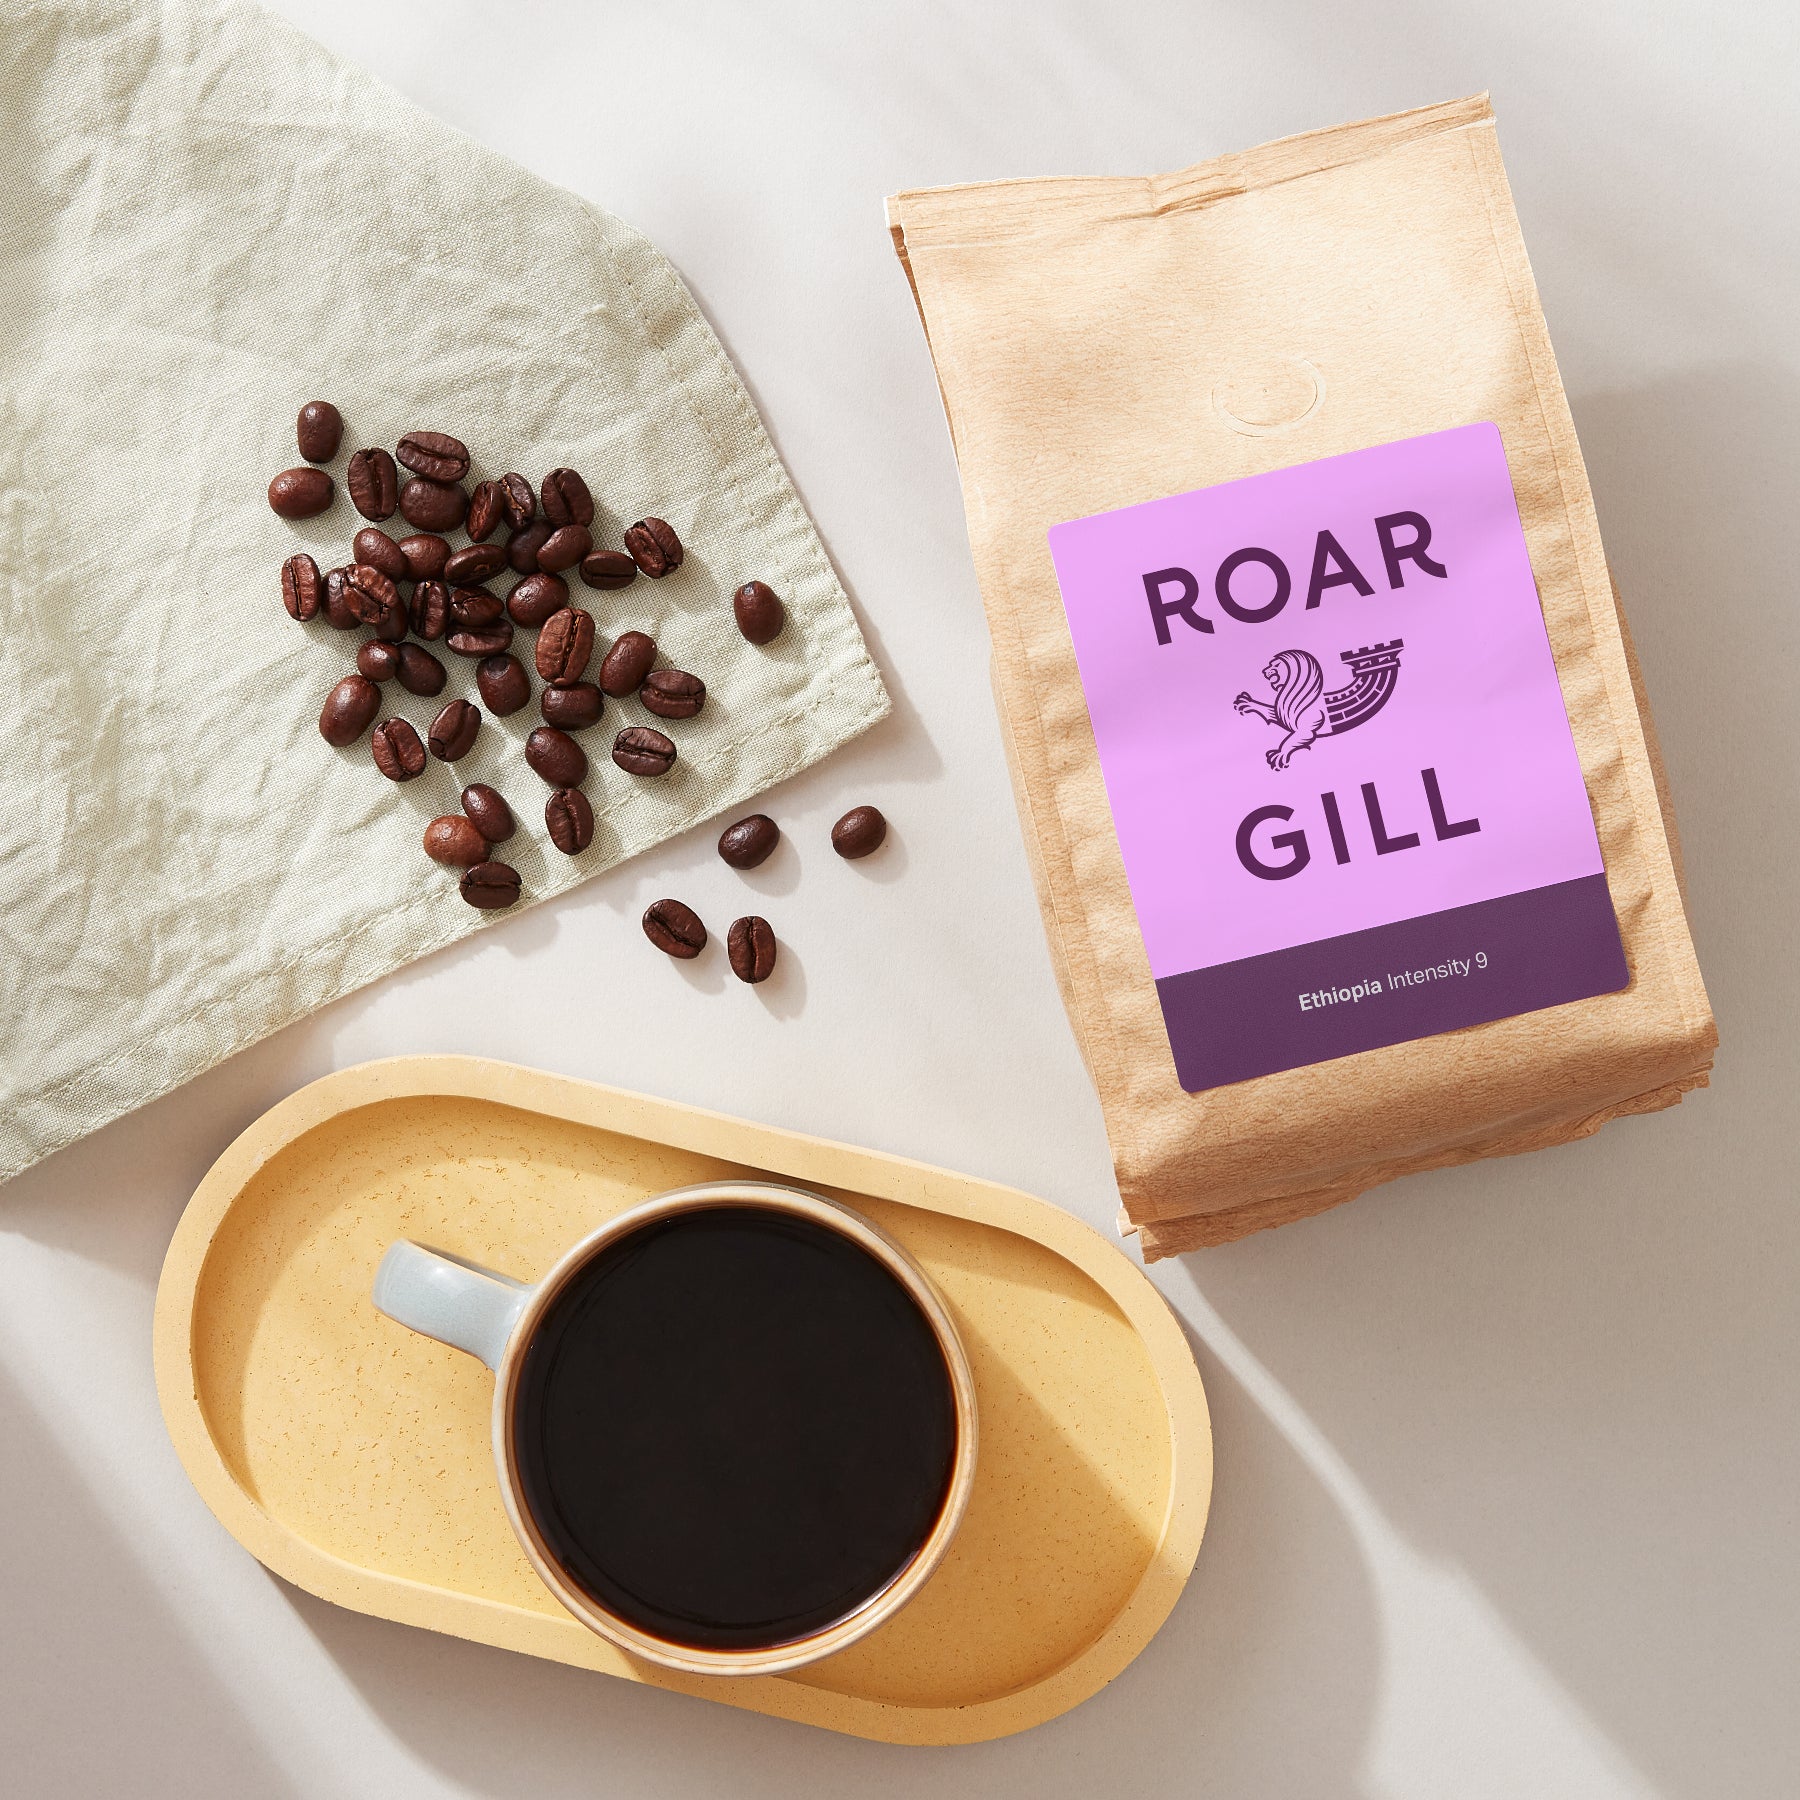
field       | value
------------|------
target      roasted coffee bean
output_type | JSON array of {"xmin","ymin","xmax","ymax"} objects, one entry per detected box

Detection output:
[
  {"xmin": 396, "ymin": 430, "xmax": 470, "ymax": 482},
  {"xmin": 612, "ymin": 725, "xmax": 676, "ymax": 777},
  {"xmin": 642, "ymin": 898, "xmax": 706, "ymax": 959},
  {"xmin": 319, "ymin": 674, "xmax": 380, "ymax": 745},
  {"xmin": 507, "ymin": 520, "xmax": 554, "ymax": 574},
  {"xmin": 545, "ymin": 787, "xmax": 595, "ymax": 855},
  {"xmin": 506, "ymin": 570, "xmax": 568, "ymax": 628},
  {"xmin": 831, "ymin": 804, "xmax": 887, "ymax": 859},
  {"xmin": 268, "ymin": 467, "xmax": 333, "ymax": 519},
  {"xmin": 375, "ymin": 597, "xmax": 409, "ymax": 642},
  {"xmin": 281, "ymin": 553, "xmax": 323, "ymax": 622},
  {"xmin": 624, "ymin": 517, "xmax": 683, "ymax": 578},
  {"xmin": 449, "ymin": 586, "xmax": 504, "ymax": 629},
  {"xmin": 639, "ymin": 668, "xmax": 704, "ymax": 719},
  {"xmin": 409, "ymin": 579, "xmax": 450, "ymax": 640},
  {"xmin": 597, "ymin": 630, "xmax": 657, "ymax": 697},
  {"xmin": 733, "ymin": 579, "xmax": 786, "ymax": 645},
  {"xmin": 346, "ymin": 447, "xmax": 399, "ymax": 520},
  {"xmin": 398, "ymin": 533, "xmax": 451, "ymax": 581},
  {"xmin": 465, "ymin": 480, "xmax": 504, "ymax": 543},
  {"xmin": 428, "ymin": 697, "xmax": 481, "ymax": 762},
  {"xmin": 717, "ymin": 814, "xmax": 779, "ymax": 870},
  {"xmin": 540, "ymin": 682, "xmax": 603, "ymax": 730},
  {"xmin": 448, "ymin": 622, "xmax": 514, "ymax": 658},
  {"xmin": 399, "ymin": 476, "xmax": 467, "ymax": 532},
  {"xmin": 540, "ymin": 467, "xmax": 594, "ymax": 527},
  {"xmin": 461, "ymin": 783, "xmax": 516, "ymax": 844},
  {"xmin": 579, "ymin": 549, "xmax": 638, "ymax": 591},
  {"xmin": 423, "ymin": 814, "xmax": 489, "ymax": 867},
  {"xmin": 323, "ymin": 565, "xmax": 360, "ymax": 630},
  {"xmin": 727, "ymin": 914, "xmax": 778, "ymax": 984},
  {"xmin": 371, "ymin": 717, "xmax": 427, "ymax": 781},
  {"xmin": 396, "ymin": 642, "xmax": 448, "ymax": 697},
  {"xmin": 537, "ymin": 524, "xmax": 592, "ymax": 574},
  {"xmin": 343, "ymin": 562, "xmax": 398, "ymax": 624},
  {"xmin": 525, "ymin": 725, "xmax": 587, "ymax": 788},
  {"xmin": 460, "ymin": 861, "xmax": 522, "ymax": 908},
  {"xmin": 296, "ymin": 401, "xmax": 342, "ymax": 464},
  {"xmin": 500, "ymin": 473, "xmax": 536, "ymax": 529},
  {"xmin": 536, "ymin": 607, "xmax": 595, "ymax": 685},
  {"xmin": 446, "ymin": 542, "xmax": 508, "ymax": 584},
  {"xmin": 477, "ymin": 653, "xmax": 531, "ymax": 715},
  {"xmin": 357, "ymin": 640, "xmax": 402, "ymax": 682},
  {"xmin": 352, "ymin": 527, "xmax": 409, "ymax": 581}
]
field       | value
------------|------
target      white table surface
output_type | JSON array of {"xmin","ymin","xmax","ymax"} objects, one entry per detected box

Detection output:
[{"xmin": 3, "ymin": 3, "xmax": 1795, "ymax": 1795}]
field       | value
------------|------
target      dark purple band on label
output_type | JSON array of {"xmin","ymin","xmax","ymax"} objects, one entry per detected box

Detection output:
[{"xmin": 1155, "ymin": 873, "xmax": 1628, "ymax": 1093}]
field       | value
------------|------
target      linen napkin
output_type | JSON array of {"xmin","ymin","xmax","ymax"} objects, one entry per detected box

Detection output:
[{"xmin": 0, "ymin": 0, "xmax": 889, "ymax": 1184}]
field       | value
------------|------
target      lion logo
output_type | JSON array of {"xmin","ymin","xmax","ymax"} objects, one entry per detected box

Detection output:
[{"xmin": 1233, "ymin": 640, "xmax": 1404, "ymax": 770}]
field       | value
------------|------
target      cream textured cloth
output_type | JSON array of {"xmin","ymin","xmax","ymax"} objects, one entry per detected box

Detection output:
[{"xmin": 0, "ymin": 0, "xmax": 888, "ymax": 1184}]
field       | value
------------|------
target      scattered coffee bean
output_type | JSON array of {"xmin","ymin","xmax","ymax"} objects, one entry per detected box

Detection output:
[
  {"xmin": 727, "ymin": 915, "xmax": 778, "ymax": 984},
  {"xmin": 598, "ymin": 630, "xmax": 657, "ymax": 697},
  {"xmin": 399, "ymin": 533, "xmax": 451, "ymax": 580},
  {"xmin": 423, "ymin": 814, "xmax": 489, "ymax": 867},
  {"xmin": 346, "ymin": 448, "xmax": 399, "ymax": 520},
  {"xmin": 343, "ymin": 562, "xmax": 398, "ymax": 624},
  {"xmin": 612, "ymin": 725, "xmax": 676, "ymax": 776},
  {"xmin": 733, "ymin": 579, "xmax": 786, "ymax": 645},
  {"xmin": 399, "ymin": 476, "xmax": 467, "ymax": 532},
  {"xmin": 396, "ymin": 642, "xmax": 448, "ymax": 696},
  {"xmin": 357, "ymin": 639, "xmax": 402, "ymax": 682},
  {"xmin": 409, "ymin": 579, "xmax": 450, "ymax": 640},
  {"xmin": 639, "ymin": 669, "xmax": 704, "ymax": 719},
  {"xmin": 465, "ymin": 480, "xmax": 504, "ymax": 542},
  {"xmin": 445, "ymin": 542, "xmax": 508, "ymax": 584},
  {"xmin": 506, "ymin": 570, "xmax": 568, "ymax": 628},
  {"xmin": 545, "ymin": 787, "xmax": 595, "ymax": 855},
  {"xmin": 540, "ymin": 682, "xmax": 603, "ymax": 730},
  {"xmin": 268, "ymin": 467, "xmax": 333, "ymax": 519},
  {"xmin": 500, "ymin": 473, "xmax": 536, "ymax": 529},
  {"xmin": 371, "ymin": 717, "xmax": 428, "ymax": 782},
  {"xmin": 461, "ymin": 861, "xmax": 522, "ymax": 908},
  {"xmin": 832, "ymin": 805, "xmax": 887, "ymax": 859},
  {"xmin": 376, "ymin": 597, "xmax": 410, "ymax": 642},
  {"xmin": 297, "ymin": 401, "xmax": 343, "ymax": 464},
  {"xmin": 717, "ymin": 814, "xmax": 779, "ymax": 870},
  {"xmin": 281, "ymin": 553, "xmax": 323, "ymax": 622},
  {"xmin": 323, "ymin": 565, "xmax": 360, "ymax": 630},
  {"xmin": 396, "ymin": 430, "xmax": 470, "ymax": 483},
  {"xmin": 537, "ymin": 524, "xmax": 592, "ymax": 573},
  {"xmin": 541, "ymin": 468, "xmax": 594, "ymax": 527},
  {"xmin": 643, "ymin": 898, "xmax": 706, "ymax": 959},
  {"xmin": 461, "ymin": 783, "xmax": 516, "ymax": 844},
  {"xmin": 448, "ymin": 622, "xmax": 513, "ymax": 658},
  {"xmin": 579, "ymin": 549, "xmax": 638, "ymax": 591},
  {"xmin": 319, "ymin": 674, "xmax": 380, "ymax": 746},
  {"xmin": 536, "ymin": 607, "xmax": 596, "ymax": 685},
  {"xmin": 449, "ymin": 586, "xmax": 504, "ymax": 629},
  {"xmin": 476, "ymin": 653, "xmax": 531, "ymax": 715},
  {"xmin": 352, "ymin": 527, "xmax": 409, "ymax": 581},
  {"xmin": 526, "ymin": 725, "xmax": 588, "ymax": 787},
  {"xmin": 507, "ymin": 520, "xmax": 554, "ymax": 573},
  {"xmin": 429, "ymin": 698, "xmax": 481, "ymax": 762},
  {"xmin": 624, "ymin": 517, "xmax": 683, "ymax": 577}
]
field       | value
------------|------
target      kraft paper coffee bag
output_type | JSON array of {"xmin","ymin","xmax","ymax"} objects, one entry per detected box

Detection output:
[{"xmin": 887, "ymin": 95, "xmax": 1715, "ymax": 1257}]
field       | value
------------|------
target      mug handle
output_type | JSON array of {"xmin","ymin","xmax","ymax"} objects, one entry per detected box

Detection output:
[{"xmin": 373, "ymin": 1241, "xmax": 532, "ymax": 1371}]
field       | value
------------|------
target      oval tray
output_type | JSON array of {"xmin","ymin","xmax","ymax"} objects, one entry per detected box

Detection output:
[{"xmin": 152, "ymin": 1056, "xmax": 1212, "ymax": 1745}]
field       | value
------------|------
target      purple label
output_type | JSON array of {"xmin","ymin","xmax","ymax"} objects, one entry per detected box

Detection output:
[{"xmin": 1046, "ymin": 424, "xmax": 1627, "ymax": 1092}]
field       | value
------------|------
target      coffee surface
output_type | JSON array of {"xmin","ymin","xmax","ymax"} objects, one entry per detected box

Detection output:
[{"xmin": 511, "ymin": 1206, "xmax": 957, "ymax": 1652}]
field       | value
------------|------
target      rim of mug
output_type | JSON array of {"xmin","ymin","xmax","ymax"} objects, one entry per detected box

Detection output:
[{"xmin": 487, "ymin": 1180, "xmax": 980, "ymax": 1678}]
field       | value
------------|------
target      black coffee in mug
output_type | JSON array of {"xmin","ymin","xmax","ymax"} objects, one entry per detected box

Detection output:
[{"xmin": 509, "ymin": 1205, "xmax": 959, "ymax": 1652}]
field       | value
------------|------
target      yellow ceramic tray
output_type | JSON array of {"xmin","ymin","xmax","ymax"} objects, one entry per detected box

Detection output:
[{"xmin": 153, "ymin": 1056, "xmax": 1212, "ymax": 1745}]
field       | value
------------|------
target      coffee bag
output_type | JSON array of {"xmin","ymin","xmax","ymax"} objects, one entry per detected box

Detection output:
[{"xmin": 888, "ymin": 95, "xmax": 1714, "ymax": 1256}]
